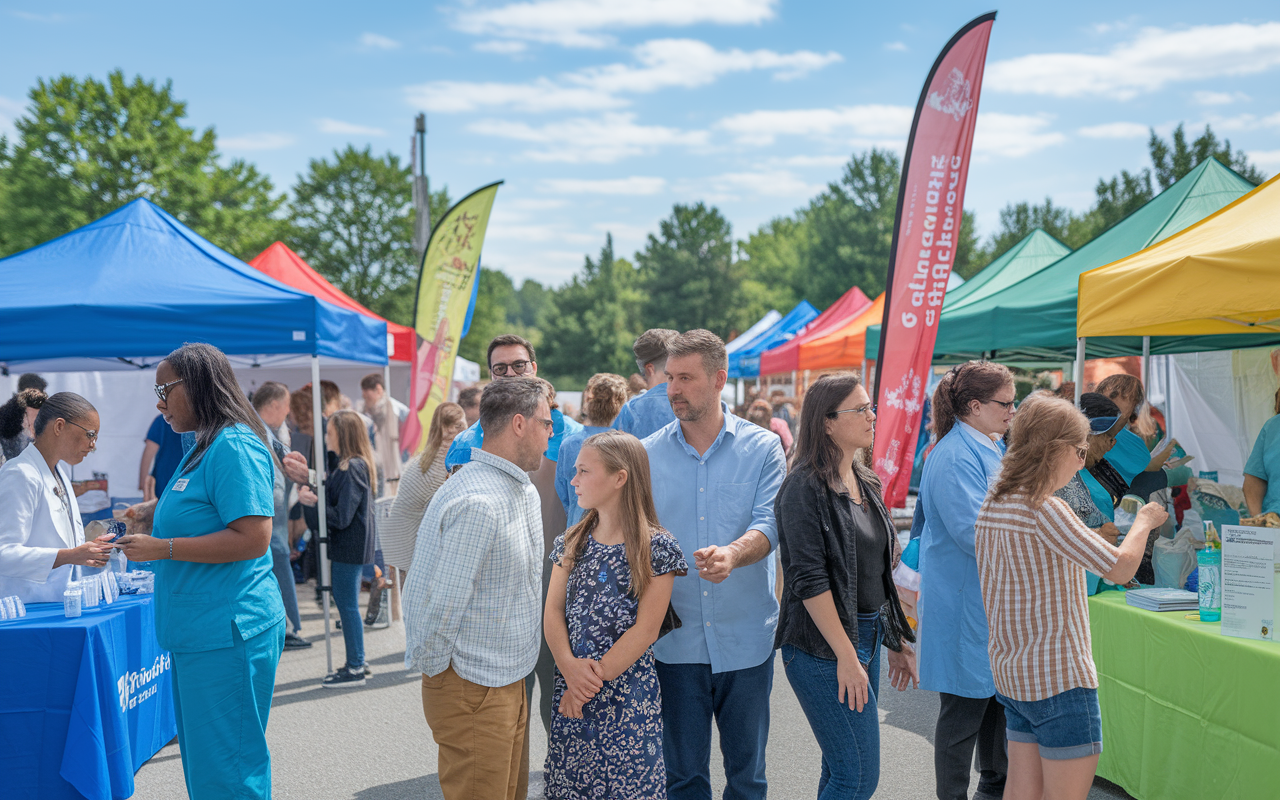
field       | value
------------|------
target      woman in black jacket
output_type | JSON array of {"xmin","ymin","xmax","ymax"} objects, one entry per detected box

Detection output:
[
  {"xmin": 299, "ymin": 410, "xmax": 377, "ymax": 688},
  {"xmin": 776, "ymin": 372, "xmax": 918, "ymax": 800}
]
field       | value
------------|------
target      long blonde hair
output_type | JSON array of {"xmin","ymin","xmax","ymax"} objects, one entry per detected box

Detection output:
[
  {"xmin": 327, "ymin": 410, "xmax": 378, "ymax": 488},
  {"xmin": 561, "ymin": 430, "xmax": 662, "ymax": 599},
  {"xmin": 418, "ymin": 402, "xmax": 465, "ymax": 473},
  {"xmin": 991, "ymin": 394, "xmax": 1089, "ymax": 504}
]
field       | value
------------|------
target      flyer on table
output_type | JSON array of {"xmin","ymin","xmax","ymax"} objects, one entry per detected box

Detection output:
[{"xmin": 1220, "ymin": 525, "xmax": 1277, "ymax": 643}]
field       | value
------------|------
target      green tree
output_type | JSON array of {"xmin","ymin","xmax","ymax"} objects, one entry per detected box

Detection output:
[
  {"xmin": 1150, "ymin": 123, "xmax": 1266, "ymax": 189},
  {"xmin": 636, "ymin": 203, "xmax": 738, "ymax": 338},
  {"xmin": 457, "ymin": 266, "xmax": 517, "ymax": 369},
  {"xmin": 0, "ymin": 71, "xmax": 283, "ymax": 258},
  {"xmin": 735, "ymin": 215, "xmax": 803, "ymax": 332},
  {"xmin": 538, "ymin": 234, "xmax": 643, "ymax": 385},
  {"xmin": 286, "ymin": 145, "xmax": 449, "ymax": 326},
  {"xmin": 512, "ymin": 279, "xmax": 551, "ymax": 328}
]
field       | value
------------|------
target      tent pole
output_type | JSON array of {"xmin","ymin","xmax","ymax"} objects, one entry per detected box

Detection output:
[
  {"xmin": 792, "ymin": 370, "xmax": 797, "ymax": 395},
  {"xmin": 1141, "ymin": 336, "xmax": 1151, "ymax": 387},
  {"xmin": 1074, "ymin": 338, "xmax": 1086, "ymax": 406},
  {"xmin": 861, "ymin": 359, "xmax": 867, "ymax": 386},
  {"xmin": 312, "ymin": 356, "xmax": 334, "ymax": 675},
  {"xmin": 384, "ymin": 363, "xmax": 393, "ymax": 403}
]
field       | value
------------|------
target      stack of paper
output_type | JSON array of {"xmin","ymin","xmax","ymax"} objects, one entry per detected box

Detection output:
[{"xmin": 1125, "ymin": 588, "xmax": 1200, "ymax": 612}]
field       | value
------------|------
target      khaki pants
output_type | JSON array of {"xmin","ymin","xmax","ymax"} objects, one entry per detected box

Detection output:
[{"xmin": 422, "ymin": 665, "xmax": 530, "ymax": 800}]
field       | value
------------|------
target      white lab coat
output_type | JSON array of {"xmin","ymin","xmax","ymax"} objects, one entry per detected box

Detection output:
[{"xmin": 0, "ymin": 444, "xmax": 85, "ymax": 603}]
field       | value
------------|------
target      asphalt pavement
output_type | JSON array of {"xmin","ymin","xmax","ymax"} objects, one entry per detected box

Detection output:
[{"xmin": 131, "ymin": 590, "xmax": 1135, "ymax": 799}]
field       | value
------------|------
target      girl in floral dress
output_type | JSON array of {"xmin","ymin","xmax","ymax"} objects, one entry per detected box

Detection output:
[{"xmin": 544, "ymin": 430, "xmax": 688, "ymax": 799}]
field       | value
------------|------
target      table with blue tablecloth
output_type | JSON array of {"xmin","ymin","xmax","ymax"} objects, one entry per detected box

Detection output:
[{"xmin": 0, "ymin": 594, "xmax": 176, "ymax": 800}]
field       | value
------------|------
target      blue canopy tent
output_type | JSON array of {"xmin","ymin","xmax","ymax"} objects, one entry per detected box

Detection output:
[
  {"xmin": 0, "ymin": 198, "xmax": 387, "ymax": 673},
  {"xmin": 728, "ymin": 301, "xmax": 820, "ymax": 379},
  {"xmin": 0, "ymin": 199, "xmax": 386, "ymax": 370},
  {"xmin": 726, "ymin": 309, "xmax": 783, "ymax": 356}
]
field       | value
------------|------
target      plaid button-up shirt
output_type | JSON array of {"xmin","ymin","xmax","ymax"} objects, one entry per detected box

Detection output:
[{"xmin": 403, "ymin": 448, "xmax": 544, "ymax": 687}]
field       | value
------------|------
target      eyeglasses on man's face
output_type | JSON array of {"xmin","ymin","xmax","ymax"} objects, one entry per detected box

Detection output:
[
  {"xmin": 828, "ymin": 403, "xmax": 876, "ymax": 419},
  {"xmin": 532, "ymin": 416, "xmax": 554, "ymax": 431},
  {"xmin": 155, "ymin": 378, "xmax": 184, "ymax": 402},
  {"xmin": 490, "ymin": 360, "xmax": 533, "ymax": 377}
]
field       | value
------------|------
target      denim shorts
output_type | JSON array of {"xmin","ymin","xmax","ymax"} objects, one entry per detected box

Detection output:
[{"xmin": 996, "ymin": 687, "xmax": 1102, "ymax": 761}]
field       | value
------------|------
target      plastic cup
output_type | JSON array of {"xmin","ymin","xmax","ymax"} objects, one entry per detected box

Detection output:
[
  {"xmin": 81, "ymin": 575, "xmax": 101, "ymax": 608},
  {"xmin": 64, "ymin": 584, "xmax": 83, "ymax": 618}
]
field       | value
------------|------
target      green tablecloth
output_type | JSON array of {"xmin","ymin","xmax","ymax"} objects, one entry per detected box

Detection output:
[{"xmin": 1089, "ymin": 592, "xmax": 1280, "ymax": 799}]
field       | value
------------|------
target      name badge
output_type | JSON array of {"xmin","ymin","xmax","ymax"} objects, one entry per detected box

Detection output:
[{"xmin": 171, "ymin": 478, "xmax": 190, "ymax": 492}]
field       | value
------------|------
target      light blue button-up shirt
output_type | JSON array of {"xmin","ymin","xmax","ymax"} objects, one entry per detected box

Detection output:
[
  {"xmin": 612, "ymin": 382, "xmax": 677, "ymax": 441},
  {"xmin": 643, "ymin": 406, "xmax": 787, "ymax": 673}
]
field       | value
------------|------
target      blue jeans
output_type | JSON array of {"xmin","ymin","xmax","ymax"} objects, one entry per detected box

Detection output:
[
  {"xmin": 270, "ymin": 527, "xmax": 301, "ymax": 633},
  {"xmin": 330, "ymin": 561, "xmax": 365, "ymax": 669},
  {"xmin": 782, "ymin": 612, "xmax": 883, "ymax": 800},
  {"xmin": 655, "ymin": 654, "xmax": 774, "ymax": 800},
  {"xmin": 997, "ymin": 687, "xmax": 1103, "ymax": 761}
]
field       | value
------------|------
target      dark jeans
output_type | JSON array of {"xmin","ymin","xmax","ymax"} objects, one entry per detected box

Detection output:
[
  {"xmin": 269, "ymin": 528, "xmax": 301, "ymax": 633},
  {"xmin": 656, "ymin": 654, "xmax": 774, "ymax": 800},
  {"xmin": 782, "ymin": 611, "xmax": 883, "ymax": 800},
  {"xmin": 330, "ymin": 561, "xmax": 365, "ymax": 669},
  {"xmin": 935, "ymin": 692, "xmax": 1007, "ymax": 800}
]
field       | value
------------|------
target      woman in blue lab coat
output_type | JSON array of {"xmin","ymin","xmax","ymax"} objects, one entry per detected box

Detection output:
[
  {"xmin": 118, "ymin": 343, "xmax": 284, "ymax": 800},
  {"xmin": 916, "ymin": 361, "xmax": 1015, "ymax": 800}
]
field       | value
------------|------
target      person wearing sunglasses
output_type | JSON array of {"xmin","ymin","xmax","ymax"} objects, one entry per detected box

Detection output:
[
  {"xmin": 915, "ymin": 360, "xmax": 1016, "ymax": 800},
  {"xmin": 0, "ymin": 391, "xmax": 114, "ymax": 603},
  {"xmin": 116, "ymin": 343, "xmax": 283, "ymax": 800}
]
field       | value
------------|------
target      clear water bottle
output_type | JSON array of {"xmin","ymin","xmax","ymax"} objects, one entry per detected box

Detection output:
[
  {"xmin": 1197, "ymin": 546, "xmax": 1221, "ymax": 622},
  {"xmin": 64, "ymin": 582, "xmax": 83, "ymax": 618}
]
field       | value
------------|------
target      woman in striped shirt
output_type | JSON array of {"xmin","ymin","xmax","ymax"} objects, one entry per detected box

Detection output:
[{"xmin": 975, "ymin": 395, "xmax": 1166, "ymax": 800}]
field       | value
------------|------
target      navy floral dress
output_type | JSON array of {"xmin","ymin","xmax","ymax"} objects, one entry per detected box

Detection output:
[{"xmin": 544, "ymin": 527, "xmax": 687, "ymax": 800}]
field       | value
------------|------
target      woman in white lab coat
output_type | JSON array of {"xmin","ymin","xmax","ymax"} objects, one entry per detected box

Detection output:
[{"xmin": 0, "ymin": 392, "xmax": 113, "ymax": 603}]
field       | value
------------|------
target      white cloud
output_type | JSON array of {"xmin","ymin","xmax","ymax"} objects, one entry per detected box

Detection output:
[
  {"xmin": 219, "ymin": 133, "xmax": 296, "ymax": 151},
  {"xmin": 1247, "ymin": 149, "xmax": 1280, "ymax": 169},
  {"xmin": 454, "ymin": 0, "xmax": 778, "ymax": 49},
  {"xmin": 884, "ymin": 41, "xmax": 908, "ymax": 52},
  {"xmin": 972, "ymin": 113, "xmax": 1066, "ymax": 158},
  {"xmin": 1193, "ymin": 90, "xmax": 1249, "ymax": 105},
  {"xmin": 770, "ymin": 154, "xmax": 850, "ymax": 168},
  {"xmin": 690, "ymin": 169, "xmax": 823, "ymax": 201},
  {"xmin": 988, "ymin": 22, "xmax": 1280, "ymax": 100},
  {"xmin": 715, "ymin": 104, "xmax": 912, "ymax": 146},
  {"xmin": 506, "ymin": 197, "xmax": 569, "ymax": 211},
  {"xmin": 474, "ymin": 40, "xmax": 528, "ymax": 54},
  {"xmin": 467, "ymin": 113, "xmax": 708, "ymax": 163},
  {"xmin": 11, "ymin": 10, "xmax": 68, "ymax": 22},
  {"xmin": 1202, "ymin": 111, "xmax": 1280, "ymax": 132},
  {"xmin": 542, "ymin": 176, "xmax": 667, "ymax": 195},
  {"xmin": 359, "ymin": 32, "xmax": 401, "ymax": 50},
  {"xmin": 1077, "ymin": 121, "xmax": 1149, "ymax": 139},
  {"xmin": 316, "ymin": 118, "xmax": 386, "ymax": 136},
  {"xmin": 406, "ymin": 38, "xmax": 840, "ymax": 114}
]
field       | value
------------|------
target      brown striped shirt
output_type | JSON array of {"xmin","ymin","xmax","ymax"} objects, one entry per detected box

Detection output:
[{"xmin": 975, "ymin": 494, "xmax": 1120, "ymax": 701}]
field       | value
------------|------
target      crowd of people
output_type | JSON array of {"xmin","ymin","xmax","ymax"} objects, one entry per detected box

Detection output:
[{"xmin": 1, "ymin": 326, "xmax": 1278, "ymax": 800}]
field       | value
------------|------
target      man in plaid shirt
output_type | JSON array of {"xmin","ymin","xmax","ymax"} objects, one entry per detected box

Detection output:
[{"xmin": 404, "ymin": 377, "xmax": 554, "ymax": 800}]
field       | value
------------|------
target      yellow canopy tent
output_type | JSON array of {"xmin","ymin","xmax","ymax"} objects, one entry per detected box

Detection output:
[
  {"xmin": 797, "ymin": 293, "xmax": 886, "ymax": 371},
  {"xmin": 1078, "ymin": 171, "xmax": 1280, "ymax": 338}
]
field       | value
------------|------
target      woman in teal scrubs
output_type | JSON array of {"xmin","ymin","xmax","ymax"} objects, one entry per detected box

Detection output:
[{"xmin": 118, "ymin": 343, "xmax": 284, "ymax": 800}]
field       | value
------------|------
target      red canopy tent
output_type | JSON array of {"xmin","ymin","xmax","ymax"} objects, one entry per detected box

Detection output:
[
  {"xmin": 758, "ymin": 285, "xmax": 872, "ymax": 375},
  {"xmin": 249, "ymin": 242, "xmax": 414, "ymax": 362}
]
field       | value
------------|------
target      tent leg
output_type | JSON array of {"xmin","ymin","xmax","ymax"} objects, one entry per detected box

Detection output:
[
  {"xmin": 1141, "ymin": 336, "xmax": 1151, "ymax": 387},
  {"xmin": 1074, "ymin": 338, "xmax": 1086, "ymax": 406},
  {"xmin": 384, "ymin": 363, "xmax": 393, "ymax": 403},
  {"xmin": 861, "ymin": 359, "xmax": 867, "ymax": 386},
  {"xmin": 312, "ymin": 356, "xmax": 334, "ymax": 676}
]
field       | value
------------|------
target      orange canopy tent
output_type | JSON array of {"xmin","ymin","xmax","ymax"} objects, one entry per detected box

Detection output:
[
  {"xmin": 796, "ymin": 293, "xmax": 886, "ymax": 371},
  {"xmin": 759, "ymin": 285, "xmax": 872, "ymax": 375},
  {"xmin": 249, "ymin": 242, "xmax": 414, "ymax": 363}
]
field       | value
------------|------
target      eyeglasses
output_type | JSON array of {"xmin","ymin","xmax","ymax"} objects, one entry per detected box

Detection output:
[
  {"xmin": 490, "ymin": 360, "xmax": 533, "ymax": 377},
  {"xmin": 828, "ymin": 403, "xmax": 876, "ymax": 418},
  {"xmin": 983, "ymin": 398, "xmax": 1016, "ymax": 411},
  {"xmin": 66, "ymin": 419, "xmax": 98, "ymax": 442},
  {"xmin": 533, "ymin": 417, "xmax": 554, "ymax": 431},
  {"xmin": 1074, "ymin": 445, "xmax": 1088, "ymax": 460},
  {"xmin": 155, "ymin": 378, "xmax": 184, "ymax": 402}
]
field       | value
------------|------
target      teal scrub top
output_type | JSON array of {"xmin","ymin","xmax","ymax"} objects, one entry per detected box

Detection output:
[
  {"xmin": 1108, "ymin": 429, "xmax": 1152, "ymax": 484},
  {"xmin": 151, "ymin": 423, "xmax": 284, "ymax": 653},
  {"xmin": 1245, "ymin": 414, "xmax": 1280, "ymax": 515}
]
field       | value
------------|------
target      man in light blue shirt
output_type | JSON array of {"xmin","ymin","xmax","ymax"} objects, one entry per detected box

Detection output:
[
  {"xmin": 612, "ymin": 328, "xmax": 679, "ymax": 440},
  {"xmin": 643, "ymin": 330, "xmax": 786, "ymax": 800}
]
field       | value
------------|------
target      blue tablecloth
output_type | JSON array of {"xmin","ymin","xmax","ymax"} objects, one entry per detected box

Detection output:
[{"xmin": 0, "ymin": 594, "xmax": 176, "ymax": 800}]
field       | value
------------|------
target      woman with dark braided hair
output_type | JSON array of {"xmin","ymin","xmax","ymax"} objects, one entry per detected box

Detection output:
[
  {"xmin": 916, "ymin": 360, "xmax": 1015, "ymax": 800},
  {"xmin": 116, "ymin": 343, "xmax": 283, "ymax": 800}
]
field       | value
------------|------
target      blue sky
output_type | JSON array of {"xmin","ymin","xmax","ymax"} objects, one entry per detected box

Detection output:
[{"xmin": 3, "ymin": 1, "xmax": 1280, "ymax": 287}]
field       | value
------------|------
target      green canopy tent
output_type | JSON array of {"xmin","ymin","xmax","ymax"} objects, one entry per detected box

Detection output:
[
  {"xmin": 932, "ymin": 228, "xmax": 1071, "ymax": 312},
  {"xmin": 866, "ymin": 159, "xmax": 1263, "ymax": 365}
]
